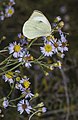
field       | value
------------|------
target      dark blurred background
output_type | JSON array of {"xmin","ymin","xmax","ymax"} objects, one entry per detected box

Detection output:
[{"xmin": 0, "ymin": 0, "xmax": 78, "ymax": 120}]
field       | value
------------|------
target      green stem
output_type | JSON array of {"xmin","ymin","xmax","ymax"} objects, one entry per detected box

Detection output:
[
  {"xmin": 9, "ymin": 104, "xmax": 16, "ymax": 108},
  {"xmin": 29, "ymin": 110, "xmax": 41, "ymax": 120},
  {"xmin": 32, "ymin": 55, "xmax": 44, "ymax": 64},
  {"xmin": 0, "ymin": 62, "xmax": 23, "ymax": 76},
  {"xmin": 9, "ymin": 94, "xmax": 25, "ymax": 103},
  {"xmin": 32, "ymin": 43, "xmax": 43, "ymax": 46},
  {"xmin": 27, "ymin": 38, "xmax": 37, "ymax": 50},
  {"xmin": 0, "ymin": 55, "xmax": 12, "ymax": 66},
  {"xmin": 37, "ymin": 55, "xmax": 44, "ymax": 61},
  {"xmin": 7, "ymin": 82, "xmax": 15, "ymax": 97},
  {"xmin": 7, "ymin": 88, "xmax": 13, "ymax": 98},
  {"xmin": 0, "ymin": 50, "xmax": 8, "ymax": 53},
  {"xmin": 2, "ymin": 61, "xmax": 18, "ymax": 69},
  {"xmin": 33, "ymin": 60, "xmax": 49, "ymax": 69}
]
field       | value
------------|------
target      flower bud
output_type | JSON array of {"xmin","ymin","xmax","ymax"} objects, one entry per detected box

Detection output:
[
  {"xmin": 58, "ymin": 21, "xmax": 64, "ymax": 28},
  {"xmin": 54, "ymin": 16, "xmax": 61, "ymax": 22}
]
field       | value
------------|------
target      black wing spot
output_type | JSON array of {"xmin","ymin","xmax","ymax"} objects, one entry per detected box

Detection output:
[{"xmin": 39, "ymin": 20, "xmax": 43, "ymax": 23}]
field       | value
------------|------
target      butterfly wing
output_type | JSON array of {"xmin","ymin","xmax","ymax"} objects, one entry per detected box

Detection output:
[
  {"xmin": 22, "ymin": 10, "xmax": 51, "ymax": 39},
  {"xmin": 29, "ymin": 10, "xmax": 51, "ymax": 28},
  {"xmin": 23, "ymin": 20, "xmax": 51, "ymax": 39}
]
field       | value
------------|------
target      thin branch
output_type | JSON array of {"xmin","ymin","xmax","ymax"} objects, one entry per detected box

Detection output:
[{"xmin": 60, "ymin": 68, "xmax": 70, "ymax": 120}]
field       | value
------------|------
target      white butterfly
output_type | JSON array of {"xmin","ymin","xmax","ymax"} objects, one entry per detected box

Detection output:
[{"xmin": 22, "ymin": 10, "xmax": 51, "ymax": 39}]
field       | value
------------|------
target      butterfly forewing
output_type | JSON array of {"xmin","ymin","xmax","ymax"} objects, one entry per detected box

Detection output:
[{"xmin": 29, "ymin": 10, "xmax": 51, "ymax": 28}]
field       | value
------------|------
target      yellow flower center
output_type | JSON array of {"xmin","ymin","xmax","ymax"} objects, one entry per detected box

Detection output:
[
  {"xmin": 5, "ymin": 71, "xmax": 13, "ymax": 79},
  {"xmin": 24, "ymin": 56, "xmax": 33, "ymax": 61},
  {"xmin": 16, "ymin": 77, "xmax": 21, "ymax": 81},
  {"xmin": 14, "ymin": 45, "xmax": 21, "ymax": 52},
  {"xmin": 23, "ymin": 80, "xmax": 30, "ymax": 89},
  {"xmin": 8, "ymin": 9, "xmax": 13, "ymax": 14},
  {"xmin": 44, "ymin": 44, "xmax": 52, "ymax": 52}
]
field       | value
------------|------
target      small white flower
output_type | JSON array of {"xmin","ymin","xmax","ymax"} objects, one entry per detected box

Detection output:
[
  {"xmin": 57, "ymin": 52, "xmax": 65, "ymax": 58},
  {"xmin": 40, "ymin": 42, "xmax": 55, "ymax": 57},
  {"xmin": 2, "ymin": 71, "xmax": 14, "ymax": 84},
  {"xmin": 25, "ymin": 92, "xmax": 34, "ymax": 98},
  {"xmin": 15, "ymin": 77, "xmax": 31, "ymax": 91},
  {"xmin": 8, "ymin": 42, "xmax": 22, "ymax": 58},
  {"xmin": 5, "ymin": 6, "xmax": 14, "ymax": 17},
  {"xmin": 58, "ymin": 30, "xmax": 68, "ymax": 53},
  {"xmin": 52, "ymin": 39, "xmax": 61, "ymax": 53},
  {"xmin": 42, "ymin": 36, "xmax": 54, "ymax": 43},
  {"xmin": 42, "ymin": 107, "xmax": 47, "ymax": 113},
  {"xmin": 3, "ymin": 98, "xmax": 9, "ymax": 109},
  {"xmin": 22, "ymin": 89, "xmax": 34, "ymax": 98},
  {"xmin": 9, "ymin": 0, "xmax": 15, "ymax": 5},
  {"xmin": 18, "ymin": 33, "xmax": 24, "ymax": 39},
  {"xmin": 25, "ymin": 62, "xmax": 32, "ymax": 68},
  {"xmin": 15, "ymin": 83, "xmax": 23, "ymax": 90},
  {"xmin": 20, "ymin": 77, "xmax": 30, "ymax": 88},
  {"xmin": 17, "ymin": 99, "xmax": 32, "ymax": 114},
  {"xmin": 18, "ymin": 52, "xmax": 33, "ymax": 68},
  {"xmin": 19, "ymin": 50, "xmax": 26, "ymax": 58},
  {"xmin": 18, "ymin": 33, "xmax": 27, "ymax": 45},
  {"xmin": 60, "ymin": 53, "xmax": 65, "ymax": 58},
  {"xmin": 56, "ymin": 16, "xmax": 61, "ymax": 22},
  {"xmin": 0, "ymin": 11, "xmax": 5, "ymax": 21},
  {"xmin": 58, "ymin": 41, "xmax": 68, "ymax": 53}
]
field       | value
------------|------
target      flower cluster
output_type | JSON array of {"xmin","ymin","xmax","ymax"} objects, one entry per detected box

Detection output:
[
  {"xmin": 2, "ymin": 70, "xmax": 46, "ymax": 115},
  {"xmin": 40, "ymin": 29, "xmax": 68, "ymax": 58},
  {"xmin": 0, "ymin": 9, "xmax": 69, "ymax": 119},
  {"xmin": 8, "ymin": 33, "xmax": 33, "ymax": 68},
  {"xmin": 0, "ymin": 0, "xmax": 15, "ymax": 21}
]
